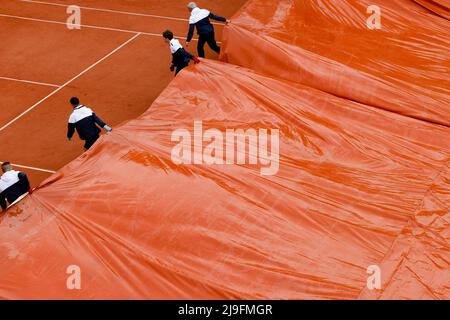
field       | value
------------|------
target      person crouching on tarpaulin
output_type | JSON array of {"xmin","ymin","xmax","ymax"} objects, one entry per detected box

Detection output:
[
  {"xmin": 0, "ymin": 162, "xmax": 32, "ymax": 211},
  {"xmin": 162, "ymin": 30, "xmax": 200, "ymax": 76}
]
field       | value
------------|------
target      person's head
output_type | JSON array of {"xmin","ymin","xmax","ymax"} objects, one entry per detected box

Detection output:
[
  {"xmin": 187, "ymin": 2, "xmax": 197, "ymax": 12},
  {"xmin": 1, "ymin": 162, "xmax": 12, "ymax": 173},
  {"xmin": 70, "ymin": 97, "xmax": 80, "ymax": 108},
  {"xmin": 162, "ymin": 30, "xmax": 174, "ymax": 44}
]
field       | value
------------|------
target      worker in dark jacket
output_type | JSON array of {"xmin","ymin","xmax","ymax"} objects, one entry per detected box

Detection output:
[
  {"xmin": 163, "ymin": 30, "xmax": 200, "ymax": 76},
  {"xmin": 0, "ymin": 162, "xmax": 32, "ymax": 211},
  {"xmin": 67, "ymin": 97, "xmax": 112, "ymax": 150},
  {"xmin": 185, "ymin": 2, "xmax": 230, "ymax": 58}
]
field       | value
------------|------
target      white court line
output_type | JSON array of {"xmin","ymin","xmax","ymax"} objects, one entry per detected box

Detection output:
[
  {"xmin": 0, "ymin": 162, "xmax": 56, "ymax": 173},
  {"xmin": 19, "ymin": 0, "xmax": 223, "ymax": 26},
  {"xmin": 0, "ymin": 32, "xmax": 141, "ymax": 132},
  {"xmin": 0, "ymin": 13, "xmax": 206, "ymax": 41},
  {"xmin": 19, "ymin": 0, "xmax": 193, "ymax": 23},
  {"xmin": 0, "ymin": 76, "xmax": 60, "ymax": 88},
  {"xmin": 0, "ymin": 13, "xmax": 158, "ymax": 37}
]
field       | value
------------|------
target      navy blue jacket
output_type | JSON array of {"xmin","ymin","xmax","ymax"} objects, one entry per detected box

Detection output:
[
  {"xmin": 187, "ymin": 9, "xmax": 226, "ymax": 42},
  {"xmin": 169, "ymin": 39, "xmax": 195, "ymax": 67},
  {"xmin": 173, "ymin": 47, "xmax": 195, "ymax": 66},
  {"xmin": 67, "ymin": 105, "xmax": 106, "ymax": 141},
  {"xmin": 0, "ymin": 171, "xmax": 30, "ymax": 210}
]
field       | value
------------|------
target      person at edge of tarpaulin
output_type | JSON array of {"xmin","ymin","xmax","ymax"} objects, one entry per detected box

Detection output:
[
  {"xmin": 0, "ymin": 162, "xmax": 32, "ymax": 211},
  {"xmin": 163, "ymin": 30, "xmax": 200, "ymax": 76},
  {"xmin": 67, "ymin": 97, "xmax": 112, "ymax": 151},
  {"xmin": 185, "ymin": 2, "xmax": 230, "ymax": 58}
]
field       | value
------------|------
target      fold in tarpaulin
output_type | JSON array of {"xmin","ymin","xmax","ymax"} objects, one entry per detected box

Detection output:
[
  {"xmin": 0, "ymin": 60, "xmax": 449, "ymax": 299},
  {"xmin": 220, "ymin": 0, "xmax": 450, "ymax": 126},
  {"xmin": 413, "ymin": 0, "xmax": 450, "ymax": 19},
  {"xmin": 360, "ymin": 162, "xmax": 450, "ymax": 299}
]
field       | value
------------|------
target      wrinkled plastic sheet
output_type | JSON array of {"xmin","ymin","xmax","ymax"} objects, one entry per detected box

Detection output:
[
  {"xmin": 414, "ymin": 0, "xmax": 450, "ymax": 19},
  {"xmin": 220, "ymin": 0, "xmax": 450, "ymax": 126},
  {"xmin": 1, "ymin": 60, "xmax": 449, "ymax": 299}
]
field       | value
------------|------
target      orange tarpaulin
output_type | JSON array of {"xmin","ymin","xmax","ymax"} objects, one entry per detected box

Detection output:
[
  {"xmin": 1, "ymin": 0, "xmax": 449, "ymax": 299},
  {"xmin": 220, "ymin": 0, "xmax": 450, "ymax": 126},
  {"xmin": 1, "ymin": 60, "xmax": 449, "ymax": 299},
  {"xmin": 414, "ymin": 0, "xmax": 450, "ymax": 19}
]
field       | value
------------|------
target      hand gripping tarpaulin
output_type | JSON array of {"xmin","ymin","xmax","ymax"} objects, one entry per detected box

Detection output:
[
  {"xmin": 220, "ymin": 0, "xmax": 450, "ymax": 126},
  {"xmin": 0, "ymin": 60, "xmax": 449, "ymax": 299}
]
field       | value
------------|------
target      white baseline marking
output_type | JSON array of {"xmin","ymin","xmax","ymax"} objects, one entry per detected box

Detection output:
[
  {"xmin": 0, "ymin": 162, "xmax": 56, "ymax": 173},
  {"xmin": 19, "ymin": 0, "xmax": 223, "ymax": 26},
  {"xmin": 0, "ymin": 13, "xmax": 209, "ymax": 41},
  {"xmin": 0, "ymin": 32, "xmax": 141, "ymax": 132},
  {"xmin": 0, "ymin": 76, "xmax": 60, "ymax": 88},
  {"xmin": 19, "ymin": 0, "xmax": 192, "ymax": 23},
  {"xmin": 0, "ymin": 13, "xmax": 158, "ymax": 36}
]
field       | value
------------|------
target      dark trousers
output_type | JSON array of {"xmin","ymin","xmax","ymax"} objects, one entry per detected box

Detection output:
[
  {"xmin": 175, "ymin": 60, "xmax": 190, "ymax": 76},
  {"xmin": 84, "ymin": 135, "xmax": 100, "ymax": 150},
  {"xmin": 197, "ymin": 32, "xmax": 220, "ymax": 58}
]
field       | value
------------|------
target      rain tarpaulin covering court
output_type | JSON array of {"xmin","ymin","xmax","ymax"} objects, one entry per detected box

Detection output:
[{"xmin": 0, "ymin": 0, "xmax": 449, "ymax": 299}]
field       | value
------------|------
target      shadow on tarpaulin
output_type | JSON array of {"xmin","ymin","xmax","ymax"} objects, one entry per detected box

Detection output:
[{"xmin": 0, "ymin": 0, "xmax": 449, "ymax": 299}]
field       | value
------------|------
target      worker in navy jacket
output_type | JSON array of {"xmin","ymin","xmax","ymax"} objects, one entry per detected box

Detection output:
[
  {"xmin": 185, "ymin": 2, "xmax": 230, "ymax": 58},
  {"xmin": 163, "ymin": 30, "xmax": 200, "ymax": 76},
  {"xmin": 0, "ymin": 162, "xmax": 31, "ymax": 211},
  {"xmin": 67, "ymin": 97, "xmax": 112, "ymax": 150}
]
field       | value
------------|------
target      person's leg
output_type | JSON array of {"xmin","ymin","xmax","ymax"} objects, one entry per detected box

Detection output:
[
  {"xmin": 18, "ymin": 173, "xmax": 31, "ymax": 193},
  {"xmin": 84, "ymin": 135, "xmax": 99, "ymax": 150},
  {"xmin": 197, "ymin": 35, "xmax": 207, "ymax": 58},
  {"xmin": 206, "ymin": 32, "xmax": 221, "ymax": 54}
]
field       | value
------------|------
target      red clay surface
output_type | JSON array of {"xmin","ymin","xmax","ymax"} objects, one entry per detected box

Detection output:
[
  {"xmin": 0, "ymin": 0, "xmax": 247, "ymax": 186},
  {"xmin": 0, "ymin": 79, "xmax": 53, "ymax": 126}
]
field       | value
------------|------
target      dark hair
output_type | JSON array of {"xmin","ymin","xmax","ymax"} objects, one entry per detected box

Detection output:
[
  {"xmin": 1, "ymin": 162, "xmax": 11, "ymax": 172},
  {"xmin": 70, "ymin": 97, "xmax": 79, "ymax": 106},
  {"xmin": 162, "ymin": 30, "xmax": 174, "ymax": 40}
]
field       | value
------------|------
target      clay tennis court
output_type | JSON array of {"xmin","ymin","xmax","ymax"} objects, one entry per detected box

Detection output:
[
  {"xmin": 0, "ymin": 0, "xmax": 246, "ymax": 187},
  {"xmin": 0, "ymin": 0, "xmax": 448, "ymax": 301}
]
